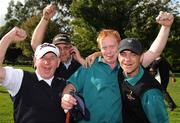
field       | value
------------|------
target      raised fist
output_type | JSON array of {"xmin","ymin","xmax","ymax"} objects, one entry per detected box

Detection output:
[{"xmin": 156, "ymin": 11, "xmax": 174, "ymax": 27}]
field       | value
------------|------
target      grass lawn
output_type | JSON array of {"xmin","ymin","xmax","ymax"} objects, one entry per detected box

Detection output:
[
  {"xmin": 0, "ymin": 86, "xmax": 13, "ymax": 123},
  {"xmin": 0, "ymin": 65, "xmax": 180, "ymax": 122},
  {"xmin": 166, "ymin": 75, "xmax": 180, "ymax": 122},
  {"xmin": 0, "ymin": 65, "xmax": 34, "ymax": 123}
]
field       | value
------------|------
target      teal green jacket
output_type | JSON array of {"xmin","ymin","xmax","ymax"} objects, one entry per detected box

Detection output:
[{"xmin": 68, "ymin": 57, "xmax": 122, "ymax": 123}]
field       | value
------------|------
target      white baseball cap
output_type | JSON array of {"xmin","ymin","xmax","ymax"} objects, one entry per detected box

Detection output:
[{"xmin": 35, "ymin": 43, "xmax": 60, "ymax": 59}]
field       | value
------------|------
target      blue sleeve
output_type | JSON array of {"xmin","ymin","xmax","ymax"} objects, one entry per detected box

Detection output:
[
  {"xmin": 67, "ymin": 66, "xmax": 88, "ymax": 92},
  {"xmin": 141, "ymin": 89, "xmax": 169, "ymax": 123}
]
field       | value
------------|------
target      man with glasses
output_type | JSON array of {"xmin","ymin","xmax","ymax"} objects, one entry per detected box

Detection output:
[
  {"xmin": 31, "ymin": 4, "xmax": 85, "ymax": 80},
  {"xmin": 52, "ymin": 33, "xmax": 84, "ymax": 79}
]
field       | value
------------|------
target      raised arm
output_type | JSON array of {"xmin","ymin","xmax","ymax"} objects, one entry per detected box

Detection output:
[
  {"xmin": 0, "ymin": 27, "xmax": 27, "ymax": 83},
  {"xmin": 141, "ymin": 11, "xmax": 174, "ymax": 67},
  {"xmin": 31, "ymin": 3, "xmax": 56, "ymax": 51},
  {"xmin": 71, "ymin": 46, "xmax": 86, "ymax": 66},
  {"xmin": 84, "ymin": 51, "xmax": 101, "ymax": 67}
]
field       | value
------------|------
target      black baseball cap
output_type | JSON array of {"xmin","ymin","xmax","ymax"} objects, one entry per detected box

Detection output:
[
  {"xmin": 119, "ymin": 38, "xmax": 142, "ymax": 55},
  {"xmin": 52, "ymin": 33, "xmax": 71, "ymax": 45}
]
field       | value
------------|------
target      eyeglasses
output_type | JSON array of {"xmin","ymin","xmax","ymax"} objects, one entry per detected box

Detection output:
[{"xmin": 56, "ymin": 45, "xmax": 72, "ymax": 51}]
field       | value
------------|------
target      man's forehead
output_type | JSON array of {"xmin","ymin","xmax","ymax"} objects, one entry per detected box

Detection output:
[
  {"xmin": 100, "ymin": 39, "xmax": 118, "ymax": 47},
  {"xmin": 56, "ymin": 43, "xmax": 71, "ymax": 47},
  {"xmin": 120, "ymin": 50, "xmax": 137, "ymax": 54}
]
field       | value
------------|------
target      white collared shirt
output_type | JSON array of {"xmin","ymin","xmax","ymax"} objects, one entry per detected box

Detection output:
[
  {"xmin": 35, "ymin": 71, "xmax": 54, "ymax": 86},
  {"xmin": 63, "ymin": 56, "xmax": 72, "ymax": 69},
  {"xmin": 1, "ymin": 66, "xmax": 54, "ymax": 97},
  {"xmin": 1, "ymin": 66, "xmax": 23, "ymax": 96},
  {"xmin": 155, "ymin": 69, "xmax": 161, "ymax": 84}
]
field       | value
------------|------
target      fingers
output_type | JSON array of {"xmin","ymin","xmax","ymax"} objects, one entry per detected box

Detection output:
[
  {"xmin": 85, "ymin": 56, "xmax": 92, "ymax": 68},
  {"xmin": 15, "ymin": 27, "xmax": 27, "ymax": 39},
  {"xmin": 71, "ymin": 46, "xmax": 82, "ymax": 59},
  {"xmin": 61, "ymin": 94, "xmax": 77, "ymax": 111},
  {"xmin": 6, "ymin": 27, "xmax": 27, "ymax": 42},
  {"xmin": 85, "ymin": 55, "xmax": 94, "ymax": 67},
  {"xmin": 83, "ymin": 60, "xmax": 89, "ymax": 68},
  {"xmin": 71, "ymin": 46, "xmax": 79, "ymax": 54},
  {"xmin": 156, "ymin": 11, "xmax": 174, "ymax": 26},
  {"xmin": 156, "ymin": 11, "xmax": 174, "ymax": 21},
  {"xmin": 43, "ymin": 3, "xmax": 56, "ymax": 19}
]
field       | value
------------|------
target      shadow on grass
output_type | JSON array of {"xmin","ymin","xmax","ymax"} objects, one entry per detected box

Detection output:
[{"xmin": 0, "ymin": 90, "xmax": 8, "ymax": 93}]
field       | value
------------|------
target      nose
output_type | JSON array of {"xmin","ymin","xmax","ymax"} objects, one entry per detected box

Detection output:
[
  {"xmin": 60, "ymin": 49, "xmax": 67, "ymax": 55},
  {"xmin": 44, "ymin": 58, "xmax": 50, "ymax": 65},
  {"xmin": 106, "ymin": 49, "xmax": 115, "ymax": 55},
  {"xmin": 60, "ymin": 49, "xmax": 64, "ymax": 53},
  {"xmin": 124, "ymin": 55, "xmax": 131, "ymax": 61}
]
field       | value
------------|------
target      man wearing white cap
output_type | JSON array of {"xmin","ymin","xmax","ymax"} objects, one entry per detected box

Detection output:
[
  {"xmin": 31, "ymin": 3, "xmax": 85, "ymax": 80},
  {"xmin": 0, "ymin": 27, "xmax": 66, "ymax": 123}
]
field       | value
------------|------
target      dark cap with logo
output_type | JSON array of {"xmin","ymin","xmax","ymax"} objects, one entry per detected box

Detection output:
[
  {"xmin": 119, "ymin": 38, "xmax": 142, "ymax": 55},
  {"xmin": 52, "ymin": 33, "xmax": 71, "ymax": 45}
]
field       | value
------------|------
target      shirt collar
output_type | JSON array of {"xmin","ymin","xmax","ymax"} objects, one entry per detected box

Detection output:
[
  {"xmin": 97, "ymin": 56, "xmax": 120, "ymax": 69},
  {"xmin": 63, "ymin": 56, "xmax": 72, "ymax": 69},
  {"xmin": 35, "ymin": 71, "xmax": 54, "ymax": 86},
  {"xmin": 97, "ymin": 56, "xmax": 118, "ymax": 64},
  {"xmin": 97, "ymin": 56, "xmax": 103, "ymax": 62},
  {"xmin": 125, "ymin": 65, "xmax": 144, "ymax": 86}
]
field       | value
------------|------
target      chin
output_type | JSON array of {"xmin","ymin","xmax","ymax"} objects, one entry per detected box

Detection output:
[
  {"xmin": 61, "ymin": 60, "xmax": 66, "ymax": 62},
  {"xmin": 43, "ymin": 74, "xmax": 53, "ymax": 79},
  {"xmin": 108, "ymin": 59, "xmax": 116, "ymax": 63},
  {"xmin": 127, "ymin": 71, "xmax": 132, "ymax": 74},
  {"xmin": 124, "ymin": 69, "xmax": 132, "ymax": 74}
]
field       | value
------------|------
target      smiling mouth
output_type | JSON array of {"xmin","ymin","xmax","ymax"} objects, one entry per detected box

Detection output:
[
  {"xmin": 44, "ymin": 67, "xmax": 51, "ymax": 72},
  {"xmin": 124, "ymin": 63, "xmax": 132, "ymax": 67}
]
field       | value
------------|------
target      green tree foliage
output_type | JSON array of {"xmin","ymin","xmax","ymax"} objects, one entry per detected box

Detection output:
[
  {"xmin": 70, "ymin": 0, "xmax": 152, "ymax": 55},
  {"xmin": 0, "ymin": 19, "xmax": 19, "ymax": 38},
  {"xmin": 17, "ymin": 16, "xmax": 60, "ymax": 57},
  {"xmin": 71, "ymin": 18, "xmax": 98, "ymax": 57},
  {"xmin": 164, "ymin": 16, "xmax": 180, "ymax": 71},
  {"xmin": 70, "ymin": 0, "xmax": 176, "ymax": 46},
  {"xmin": 5, "ymin": 46, "xmax": 22, "ymax": 65},
  {"xmin": 70, "ymin": 0, "xmax": 180, "ymax": 70},
  {"xmin": 0, "ymin": 0, "xmax": 72, "ymax": 62},
  {"xmin": 0, "ymin": 0, "xmax": 179, "ymax": 70},
  {"xmin": 4, "ymin": 0, "xmax": 73, "ymax": 33}
]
